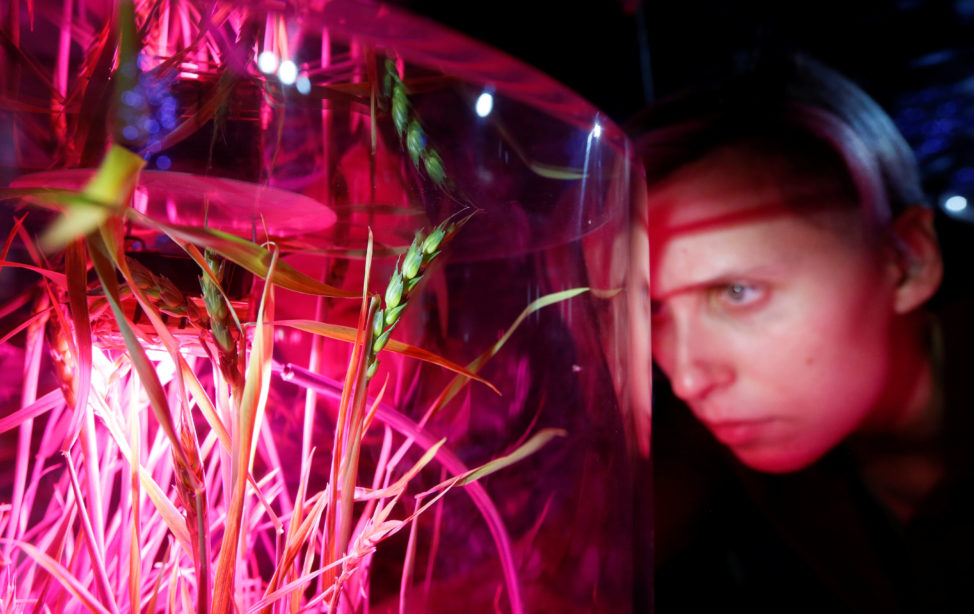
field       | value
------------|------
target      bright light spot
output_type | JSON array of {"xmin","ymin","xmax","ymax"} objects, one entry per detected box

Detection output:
[
  {"xmin": 122, "ymin": 125, "xmax": 139, "ymax": 140},
  {"xmin": 91, "ymin": 346, "xmax": 113, "ymax": 392},
  {"xmin": 144, "ymin": 349, "xmax": 177, "ymax": 383},
  {"xmin": 296, "ymin": 75, "xmax": 311, "ymax": 95},
  {"xmin": 475, "ymin": 92, "xmax": 493, "ymax": 117},
  {"xmin": 592, "ymin": 122, "xmax": 602, "ymax": 138},
  {"xmin": 257, "ymin": 51, "xmax": 279, "ymax": 74},
  {"xmin": 945, "ymin": 194, "xmax": 968, "ymax": 213},
  {"xmin": 178, "ymin": 62, "xmax": 200, "ymax": 79},
  {"xmin": 278, "ymin": 60, "xmax": 298, "ymax": 85},
  {"xmin": 156, "ymin": 155, "xmax": 172, "ymax": 171},
  {"xmin": 133, "ymin": 185, "xmax": 149, "ymax": 213}
]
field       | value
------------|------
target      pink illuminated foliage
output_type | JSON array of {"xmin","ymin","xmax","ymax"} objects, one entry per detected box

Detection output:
[{"xmin": 0, "ymin": 1, "xmax": 589, "ymax": 612}]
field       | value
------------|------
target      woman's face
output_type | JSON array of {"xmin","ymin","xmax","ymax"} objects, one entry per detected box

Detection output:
[{"xmin": 647, "ymin": 146, "xmax": 905, "ymax": 473}]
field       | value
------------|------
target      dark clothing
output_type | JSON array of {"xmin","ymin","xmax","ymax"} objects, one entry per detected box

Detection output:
[{"xmin": 651, "ymin": 300, "xmax": 974, "ymax": 612}]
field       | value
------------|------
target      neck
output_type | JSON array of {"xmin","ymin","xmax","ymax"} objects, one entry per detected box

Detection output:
[
  {"xmin": 860, "ymin": 314, "xmax": 942, "ymax": 441},
  {"xmin": 849, "ymin": 315, "xmax": 944, "ymax": 523}
]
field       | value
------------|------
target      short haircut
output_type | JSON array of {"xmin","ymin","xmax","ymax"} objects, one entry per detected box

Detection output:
[{"xmin": 626, "ymin": 55, "xmax": 926, "ymax": 227}]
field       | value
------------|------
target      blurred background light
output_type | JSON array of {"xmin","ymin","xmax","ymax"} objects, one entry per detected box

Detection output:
[
  {"xmin": 278, "ymin": 60, "xmax": 298, "ymax": 85},
  {"xmin": 475, "ymin": 91, "xmax": 493, "ymax": 117},
  {"xmin": 257, "ymin": 50, "xmax": 278, "ymax": 74},
  {"xmin": 945, "ymin": 194, "xmax": 968, "ymax": 213}
]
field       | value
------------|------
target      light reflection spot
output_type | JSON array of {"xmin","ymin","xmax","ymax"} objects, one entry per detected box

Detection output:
[
  {"xmin": 278, "ymin": 60, "xmax": 298, "ymax": 85},
  {"xmin": 475, "ymin": 92, "xmax": 493, "ymax": 117},
  {"xmin": 945, "ymin": 194, "xmax": 967, "ymax": 213},
  {"xmin": 257, "ymin": 51, "xmax": 279, "ymax": 74}
]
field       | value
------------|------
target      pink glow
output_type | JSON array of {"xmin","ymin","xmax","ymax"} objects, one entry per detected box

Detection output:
[{"xmin": 0, "ymin": 1, "xmax": 636, "ymax": 611}]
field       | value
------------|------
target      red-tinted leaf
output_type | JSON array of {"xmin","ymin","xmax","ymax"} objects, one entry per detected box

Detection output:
[
  {"xmin": 65, "ymin": 240, "xmax": 92, "ymax": 421},
  {"xmin": 272, "ymin": 319, "xmax": 499, "ymax": 394},
  {"xmin": 85, "ymin": 232, "xmax": 186, "ymax": 468},
  {"xmin": 129, "ymin": 210, "xmax": 359, "ymax": 297},
  {"xmin": 0, "ymin": 390, "xmax": 61, "ymax": 435},
  {"xmin": 0, "ymin": 260, "xmax": 67, "ymax": 286}
]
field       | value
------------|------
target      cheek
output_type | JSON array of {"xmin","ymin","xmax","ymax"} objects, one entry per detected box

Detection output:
[
  {"xmin": 760, "ymin": 271, "xmax": 893, "ymax": 380},
  {"xmin": 738, "ymin": 292, "xmax": 887, "ymax": 398},
  {"xmin": 755, "ymin": 321, "xmax": 890, "ymax": 458},
  {"xmin": 760, "ymin": 312, "xmax": 889, "ymax": 412}
]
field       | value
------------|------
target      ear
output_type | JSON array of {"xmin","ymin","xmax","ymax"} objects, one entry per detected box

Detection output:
[{"xmin": 888, "ymin": 205, "xmax": 943, "ymax": 314}]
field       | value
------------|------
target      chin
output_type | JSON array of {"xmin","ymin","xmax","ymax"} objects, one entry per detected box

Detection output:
[{"xmin": 732, "ymin": 446, "xmax": 822, "ymax": 474}]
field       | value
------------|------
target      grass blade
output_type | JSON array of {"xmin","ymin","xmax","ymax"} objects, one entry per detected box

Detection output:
[
  {"xmin": 5, "ymin": 539, "xmax": 111, "ymax": 614},
  {"xmin": 0, "ymin": 187, "xmax": 102, "ymax": 208},
  {"xmin": 65, "ymin": 240, "xmax": 93, "ymax": 422},
  {"xmin": 180, "ymin": 242, "xmax": 244, "ymax": 336},
  {"xmin": 128, "ymin": 209, "xmax": 358, "ymax": 297},
  {"xmin": 86, "ymin": 232, "xmax": 186, "ymax": 468},
  {"xmin": 493, "ymin": 120, "xmax": 586, "ymax": 180},
  {"xmin": 0, "ymin": 213, "xmax": 26, "ymax": 266},
  {"xmin": 354, "ymin": 439, "xmax": 445, "ymax": 502},
  {"xmin": 248, "ymin": 562, "xmax": 343, "ymax": 613},
  {"xmin": 63, "ymin": 451, "xmax": 117, "ymax": 612},
  {"xmin": 0, "ymin": 307, "xmax": 53, "ymax": 351},
  {"xmin": 0, "ymin": 390, "xmax": 62, "ymax": 435},
  {"xmin": 128, "ymin": 393, "xmax": 141, "ymax": 614},
  {"xmin": 444, "ymin": 428, "xmax": 565, "ymax": 489},
  {"xmin": 275, "ymin": 363, "xmax": 524, "ymax": 614},
  {"xmin": 426, "ymin": 287, "xmax": 589, "ymax": 420},
  {"xmin": 0, "ymin": 260, "xmax": 67, "ymax": 285},
  {"xmin": 92, "ymin": 390, "xmax": 194, "ymax": 555},
  {"xmin": 271, "ymin": 319, "xmax": 499, "ymax": 393},
  {"xmin": 399, "ymin": 499, "xmax": 421, "ymax": 614},
  {"xmin": 212, "ymin": 246, "xmax": 278, "ymax": 614}
]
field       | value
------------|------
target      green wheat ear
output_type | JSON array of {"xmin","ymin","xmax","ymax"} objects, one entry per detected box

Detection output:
[
  {"xmin": 384, "ymin": 58, "xmax": 447, "ymax": 188},
  {"xmin": 200, "ymin": 248, "xmax": 242, "ymax": 390},
  {"xmin": 366, "ymin": 212, "xmax": 471, "ymax": 378}
]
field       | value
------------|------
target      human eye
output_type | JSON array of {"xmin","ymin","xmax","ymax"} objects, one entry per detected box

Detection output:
[{"xmin": 713, "ymin": 281, "xmax": 766, "ymax": 309}]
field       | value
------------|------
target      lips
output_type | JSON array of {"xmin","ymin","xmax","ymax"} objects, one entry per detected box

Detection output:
[{"xmin": 705, "ymin": 419, "xmax": 776, "ymax": 446}]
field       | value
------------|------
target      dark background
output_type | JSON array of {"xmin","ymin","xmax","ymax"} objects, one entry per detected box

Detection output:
[{"xmin": 401, "ymin": 0, "xmax": 974, "ymax": 216}]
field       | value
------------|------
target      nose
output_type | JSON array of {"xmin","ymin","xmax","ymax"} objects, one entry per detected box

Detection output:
[{"xmin": 659, "ymin": 317, "xmax": 734, "ymax": 403}]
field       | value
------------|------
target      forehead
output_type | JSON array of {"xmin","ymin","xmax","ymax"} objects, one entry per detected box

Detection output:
[
  {"xmin": 647, "ymin": 144, "xmax": 855, "ymax": 237},
  {"xmin": 646, "ymin": 145, "xmax": 867, "ymax": 297}
]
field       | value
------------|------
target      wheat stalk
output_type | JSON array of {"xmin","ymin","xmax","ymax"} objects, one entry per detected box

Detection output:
[{"xmin": 368, "ymin": 213, "xmax": 470, "ymax": 380}]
